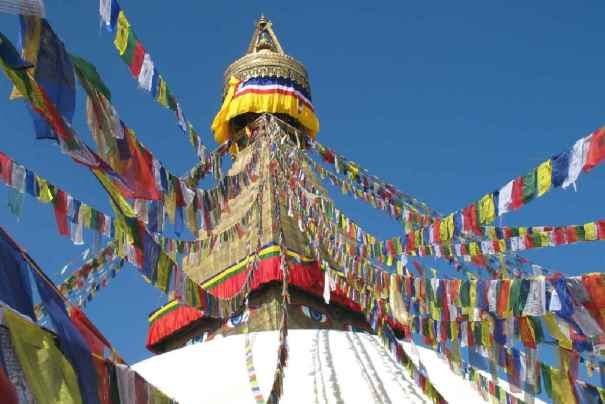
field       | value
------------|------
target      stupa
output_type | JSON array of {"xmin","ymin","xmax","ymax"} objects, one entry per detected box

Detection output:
[{"xmin": 130, "ymin": 17, "xmax": 525, "ymax": 404}]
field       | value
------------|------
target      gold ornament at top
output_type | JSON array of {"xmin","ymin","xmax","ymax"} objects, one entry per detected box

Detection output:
[{"xmin": 223, "ymin": 16, "xmax": 311, "ymax": 94}]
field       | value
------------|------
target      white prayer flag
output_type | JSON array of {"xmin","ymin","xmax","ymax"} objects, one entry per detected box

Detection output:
[
  {"xmin": 522, "ymin": 278, "xmax": 546, "ymax": 316},
  {"xmin": 497, "ymin": 180, "xmax": 514, "ymax": 216},
  {"xmin": 99, "ymin": 0, "xmax": 111, "ymax": 27},
  {"xmin": 138, "ymin": 54, "xmax": 155, "ymax": 92},
  {"xmin": 562, "ymin": 135, "xmax": 590, "ymax": 190}
]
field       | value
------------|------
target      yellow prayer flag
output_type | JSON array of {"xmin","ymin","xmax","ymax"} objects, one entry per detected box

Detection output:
[
  {"xmin": 543, "ymin": 313, "xmax": 572, "ymax": 350},
  {"xmin": 93, "ymin": 170, "xmax": 136, "ymax": 218},
  {"xmin": 165, "ymin": 187, "xmax": 176, "ymax": 224},
  {"xmin": 469, "ymin": 242, "xmax": 480, "ymax": 256},
  {"xmin": 584, "ymin": 222, "xmax": 598, "ymax": 241},
  {"xmin": 36, "ymin": 177, "xmax": 54, "ymax": 203},
  {"xmin": 4, "ymin": 310, "xmax": 83, "ymax": 404},
  {"xmin": 551, "ymin": 366, "xmax": 575, "ymax": 404},
  {"xmin": 469, "ymin": 279, "xmax": 478, "ymax": 308},
  {"xmin": 537, "ymin": 160, "xmax": 552, "ymax": 196},
  {"xmin": 184, "ymin": 202, "xmax": 198, "ymax": 234},
  {"xmin": 481, "ymin": 319, "xmax": 490, "ymax": 348},
  {"xmin": 478, "ymin": 194, "xmax": 495, "ymax": 224},
  {"xmin": 113, "ymin": 11, "xmax": 130, "ymax": 55},
  {"xmin": 10, "ymin": 15, "xmax": 41, "ymax": 100},
  {"xmin": 156, "ymin": 76, "xmax": 169, "ymax": 107},
  {"xmin": 440, "ymin": 214, "xmax": 454, "ymax": 241},
  {"xmin": 79, "ymin": 204, "xmax": 92, "ymax": 229}
]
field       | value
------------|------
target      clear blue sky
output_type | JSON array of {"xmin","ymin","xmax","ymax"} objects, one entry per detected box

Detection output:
[{"xmin": 0, "ymin": 1, "xmax": 604, "ymax": 364}]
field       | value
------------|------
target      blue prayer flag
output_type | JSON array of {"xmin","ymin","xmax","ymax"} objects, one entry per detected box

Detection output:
[{"xmin": 0, "ymin": 228, "xmax": 35, "ymax": 319}]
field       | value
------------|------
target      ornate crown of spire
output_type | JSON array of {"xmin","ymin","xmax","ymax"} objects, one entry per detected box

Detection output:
[{"xmin": 223, "ymin": 16, "xmax": 311, "ymax": 94}]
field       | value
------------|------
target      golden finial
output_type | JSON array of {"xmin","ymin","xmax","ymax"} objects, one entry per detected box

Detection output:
[{"xmin": 223, "ymin": 16, "xmax": 310, "ymax": 92}]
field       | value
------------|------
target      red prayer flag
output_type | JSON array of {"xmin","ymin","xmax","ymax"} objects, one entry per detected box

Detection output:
[
  {"xmin": 511, "ymin": 177, "xmax": 524, "ymax": 210},
  {"xmin": 70, "ymin": 307, "xmax": 111, "ymax": 355},
  {"xmin": 583, "ymin": 128, "xmax": 605, "ymax": 172},
  {"xmin": 497, "ymin": 280, "xmax": 511, "ymax": 317},
  {"xmin": 115, "ymin": 125, "xmax": 160, "ymax": 200},
  {"xmin": 52, "ymin": 189, "xmax": 69, "ymax": 236},
  {"xmin": 0, "ymin": 152, "xmax": 12, "ymax": 185},
  {"xmin": 93, "ymin": 355, "xmax": 111, "ymax": 404},
  {"xmin": 519, "ymin": 317, "xmax": 537, "ymax": 349},
  {"xmin": 597, "ymin": 220, "xmax": 605, "ymax": 240},
  {"xmin": 433, "ymin": 218, "xmax": 441, "ymax": 242},
  {"xmin": 463, "ymin": 204, "xmax": 480, "ymax": 235},
  {"xmin": 0, "ymin": 365, "xmax": 18, "ymax": 404},
  {"xmin": 134, "ymin": 373, "xmax": 148, "ymax": 404},
  {"xmin": 566, "ymin": 226, "xmax": 577, "ymax": 244},
  {"xmin": 129, "ymin": 42, "xmax": 145, "ymax": 77},
  {"xmin": 524, "ymin": 234, "xmax": 534, "ymax": 249},
  {"xmin": 554, "ymin": 227, "xmax": 566, "ymax": 245}
]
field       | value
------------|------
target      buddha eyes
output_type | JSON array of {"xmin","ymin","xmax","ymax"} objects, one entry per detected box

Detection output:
[
  {"xmin": 301, "ymin": 305, "xmax": 327, "ymax": 323},
  {"xmin": 225, "ymin": 310, "xmax": 249, "ymax": 328}
]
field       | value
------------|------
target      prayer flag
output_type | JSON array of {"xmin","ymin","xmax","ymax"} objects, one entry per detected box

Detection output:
[
  {"xmin": 71, "ymin": 54, "xmax": 111, "ymax": 100},
  {"xmin": 99, "ymin": 0, "xmax": 119, "ymax": 31},
  {"xmin": 562, "ymin": 135, "xmax": 589, "ymax": 189},
  {"xmin": 113, "ymin": 11, "xmax": 130, "ymax": 55},
  {"xmin": 584, "ymin": 127, "xmax": 605, "ymax": 172},
  {"xmin": 129, "ymin": 41, "xmax": 145, "ymax": 77},
  {"xmin": 497, "ymin": 180, "xmax": 513, "ymax": 216},
  {"xmin": 53, "ymin": 189, "xmax": 69, "ymax": 236},
  {"xmin": 156, "ymin": 75, "xmax": 169, "ymax": 107},
  {"xmin": 511, "ymin": 176, "xmax": 523, "ymax": 210},
  {"xmin": 551, "ymin": 151, "xmax": 570, "ymax": 187},
  {"xmin": 522, "ymin": 170, "xmax": 536, "ymax": 203},
  {"xmin": 0, "ymin": 228, "xmax": 35, "ymax": 319},
  {"xmin": 33, "ymin": 271, "xmax": 100, "ymax": 404},
  {"xmin": 137, "ymin": 53, "xmax": 154, "ymax": 91},
  {"xmin": 537, "ymin": 159, "xmax": 552, "ymax": 196},
  {"xmin": 478, "ymin": 193, "xmax": 496, "ymax": 225},
  {"xmin": 18, "ymin": 17, "xmax": 76, "ymax": 141}
]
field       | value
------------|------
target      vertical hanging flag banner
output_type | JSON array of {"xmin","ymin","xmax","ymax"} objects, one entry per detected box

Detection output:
[{"xmin": 12, "ymin": 16, "xmax": 76, "ymax": 141}]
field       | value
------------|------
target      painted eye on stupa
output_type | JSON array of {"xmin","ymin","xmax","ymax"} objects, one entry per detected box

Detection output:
[
  {"xmin": 225, "ymin": 310, "xmax": 249, "ymax": 328},
  {"xmin": 300, "ymin": 305, "xmax": 327, "ymax": 323}
]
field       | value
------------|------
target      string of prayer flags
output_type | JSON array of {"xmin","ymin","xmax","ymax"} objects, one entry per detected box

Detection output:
[
  {"xmin": 306, "ymin": 137, "xmax": 437, "ymax": 224},
  {"xmin": 0, "ymin": 32, "xmax": 139, "ymax": 199},
  {"xmin": 98, "ymin": 0, "xmax": 206, "ymax": 160},
  {"xmin": 71, "ymin": 53, "xmax": 208, "ymax": 201},
  {"xmin": 0, "ymin": 151, "xmax": 114, "ymax": 243},
  {"xmin": 436, "ymin": 128, "xmax": 605, "ymax": 239}
]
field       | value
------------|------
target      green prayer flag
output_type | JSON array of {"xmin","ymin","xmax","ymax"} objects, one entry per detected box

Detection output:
[
  {"xmin": 541, "ymin": 364, "xmax": 552, "ymax": 398},
  {"xmin": 575, "ymin": 225, "xmax": 585, "ymax": 241},
  {"xmin": 70, "ymin": 54, "xmax": 111, "ymax": 100},
  {"xmin": 522, "ymin": 170, "xmax": 537, "ymax": 204},
  {"xmin": 119, "ymin": 27, "xmax": 137, "ymax": 65},
  {"xmin": 509, "ymin": 279, "xmax": 521, "ymax": 316}
]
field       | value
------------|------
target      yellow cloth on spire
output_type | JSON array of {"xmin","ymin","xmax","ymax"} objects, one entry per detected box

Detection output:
[{"xmin": 211, "ymin": 76, "xmax": 320, "ymax": 144}]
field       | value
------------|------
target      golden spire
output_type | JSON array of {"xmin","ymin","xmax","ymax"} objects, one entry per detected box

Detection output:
[{"xmin": 223, "ymin": 16, "xmax": 311, "ymax": 93}]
